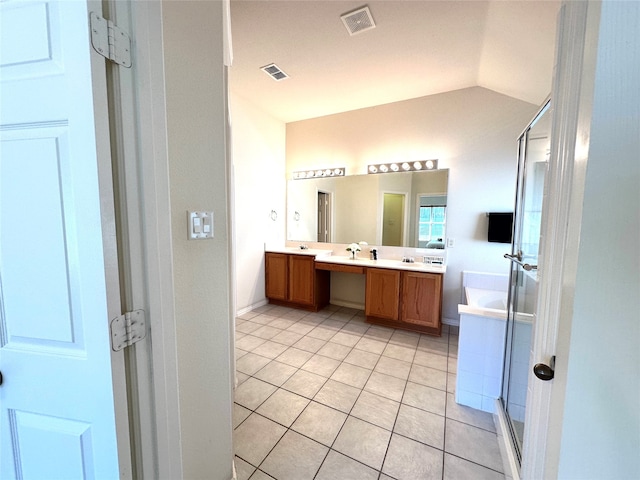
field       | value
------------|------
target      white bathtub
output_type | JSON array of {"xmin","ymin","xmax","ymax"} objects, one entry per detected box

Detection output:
[
  {"xmin": 456, "ymin": 287, "xmax": 508, "ymax": 412},
  {"xmin": 456, "ymin": 286, "xmax": 534, "ymax": 413},
  {"xmin": 458, "ymin": 287, "xmax": 508, "ymax": 319}
]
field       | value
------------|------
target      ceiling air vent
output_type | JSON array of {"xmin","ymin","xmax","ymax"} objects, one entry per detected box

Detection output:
[
  {"xmin": 341, "ymin": 5, "xmax": 376, "ymax": 36},
  {"xmin": 261, "ymin": 63, "xmax": 289, "ymax": 81}
]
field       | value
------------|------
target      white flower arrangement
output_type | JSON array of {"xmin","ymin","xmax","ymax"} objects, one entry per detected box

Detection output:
[
  {"xmin": 347, "ymin": 241, "xmax": 368, "ymax": 259},
  {"xmin": 346, "ymin": 242, "xmax": 361, "ymax": 253}
]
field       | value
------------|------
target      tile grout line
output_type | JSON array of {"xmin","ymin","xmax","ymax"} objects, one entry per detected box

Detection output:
[
  {"xmin": 235, "ymin": 305, "xmax": 503, "ymax": 480},
  {"xmin": 263, "ymin": 307, "xmax": 365, "ymax": 479}
]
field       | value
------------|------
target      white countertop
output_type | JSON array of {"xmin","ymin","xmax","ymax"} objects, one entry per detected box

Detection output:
[
  {"xmin": 265, "ymin": 246, "xmax": 333, "ymax": 257},
  {"xmin": 265, "ymin": 247, "xmax": 445, "ymax": 273},
  {"xmin": 315, "ymin": 255, "xmax": 446, "ymax": 274}
]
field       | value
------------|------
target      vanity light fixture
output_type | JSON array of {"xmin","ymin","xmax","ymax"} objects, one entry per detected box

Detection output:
[
  {"xmin": 368, "ymin": 159, "xmax": 439, "ymax": 174},
  {"xmin": 293, "ymin": 167, "xmax": 346, "ymax": 179}
]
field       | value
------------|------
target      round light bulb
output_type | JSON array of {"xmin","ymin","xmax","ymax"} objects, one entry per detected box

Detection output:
[
  {"xmin": 413, "ymin": 161, "xmax": 422, "ymax": 170},
  {"xmin": 390, "ymin": 163, "xmax": 399, "ymax": 172},
  {"xmin": 334, "ymin": 168, "xmax": 343, "ymax": 176},
  {"xmin": 369, "ymin": 165, "xmax": 378, "ymax": 173},
  {"xmin": 380, "ymin": 165, "xmax": 389, "ymax": 173},
  {"xmin": 425, "ymin": 160, "xmax": 434, "ymax": 170},
  {"xmin": 402, "ymin": 162, "xmax": 411, "ymax": 171},
  {"xmin": 324, "ymin": 169, "xmax": 332, "ymax": 176}
]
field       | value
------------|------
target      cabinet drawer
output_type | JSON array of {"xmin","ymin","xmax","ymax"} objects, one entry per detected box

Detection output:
[{"xmin": 315, "ymin": 262, "xmax": 365, "ymax": 274}]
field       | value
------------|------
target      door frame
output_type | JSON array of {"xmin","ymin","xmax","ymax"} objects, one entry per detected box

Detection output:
[
  {"xmin": 130, "ymin": 2, "xmax": 184, "ymax": 478},
  {"xmin": 521, "ymin": 1, "xmax": 597, "ymax": 478},
  {"xmin": 109, "ymin": 1, "xmax": 183, "ymax": 478},
  {"xmin": 90, "ymin": 0, "xmax": 133, "ymax": 473}
]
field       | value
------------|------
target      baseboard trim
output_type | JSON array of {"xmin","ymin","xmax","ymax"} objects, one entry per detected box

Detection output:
[
  {"xmin": 329, "ymin": 299, "xmax": 365, "ymax": 310},
  {"xmin": 236, "ymin": 299, "xmax": 268, "ymax": 317},
  {"xmin": 442, "ymin": 316, "xmax": 459, "ymax": 327},
  {"xmin": 237, "ymin": 301, "xmax": 459, "ymax": 331}
]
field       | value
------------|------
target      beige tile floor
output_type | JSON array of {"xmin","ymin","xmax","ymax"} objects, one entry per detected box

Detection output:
[{"xmin": 234, "ymin": 304, "xmax": 505, "ymax": 480}]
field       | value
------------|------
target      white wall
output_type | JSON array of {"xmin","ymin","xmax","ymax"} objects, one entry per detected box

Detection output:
[
  {"xmin": 162, "ymin": 2, "xmax": 233, "ymax": 478},
  {"xmin": 286, "ymin": 87, "xmax": 539, "ymax": 320},
  {"xmin": 230, "ymin": 94, "xmax": 286, "ymax": 312},
  {"xmin": 555, "ymin": 2, "xmax": 640, "ymax": 477}
]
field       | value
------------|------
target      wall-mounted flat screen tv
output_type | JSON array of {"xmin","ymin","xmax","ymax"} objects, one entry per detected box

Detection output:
[{"xmin": 487, "ymin": 212, "xmax": 513, "ymax": 244}]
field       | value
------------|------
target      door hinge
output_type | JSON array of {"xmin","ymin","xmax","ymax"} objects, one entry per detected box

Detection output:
[
  {"xmin": 90, "ymin": 12, "xmax": 132, "ymax": 68},
  {"xmin": 110, "ymin": 310, "xmax": 146, "ymax": 351}
]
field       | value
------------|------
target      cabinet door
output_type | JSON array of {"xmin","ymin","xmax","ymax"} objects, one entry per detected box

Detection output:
[
  {"xmin": 265, "ymin": 253, "xmax": 288, "ymax": 300},
  {"xmin": 288, "ymin": 255, "xmax": 315, "ymax": 306},
  {"xmin": 401, "ymin": 272, "xmax": 442, "ymax": 329},
  {"xmin": 365, "ymin": 268, "xmax": 401, "ymax": 321}
]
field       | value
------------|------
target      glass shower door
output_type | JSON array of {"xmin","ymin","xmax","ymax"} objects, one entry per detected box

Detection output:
[{"xmin": 502, "ymin": 100, "xmax": 550, "ymax": 464}]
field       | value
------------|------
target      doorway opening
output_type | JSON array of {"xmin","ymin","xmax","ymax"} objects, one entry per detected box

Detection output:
[
  {"xmin": 317, "ymin": 191, "xmax": 332, "ymax": 242},
  {"xmin": 382, "ymin": 192, "xmax": 406, "ymax": 246}
]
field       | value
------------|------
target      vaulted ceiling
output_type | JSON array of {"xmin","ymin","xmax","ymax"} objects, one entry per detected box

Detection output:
[{"xmin": 229, "ymin": 1, "xmax": 560, "ymax": 123}]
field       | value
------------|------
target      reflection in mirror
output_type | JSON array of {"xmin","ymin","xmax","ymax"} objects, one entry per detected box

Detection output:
[
  {"xmin": 382, "ymin": 193, "xmax": 406, "ymax": 246},
  {"xmin": 287, "ymin": 169, "xmax": 448, "ymax": 247}
]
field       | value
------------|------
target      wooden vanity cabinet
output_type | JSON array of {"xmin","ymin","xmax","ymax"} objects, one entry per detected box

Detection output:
[
  {"xmin": 365, "ymin": 268, "xmax": 401, "ymax": 321},
  {"xmin": 288, "ymin": 254, "xmax": 317, "ymax": 306},
  {"xmin": 267, "ymin": 252, "xmax": 442, "ymax": 334},
  {"xmin": 401, "ymin": 271, "xmax": 443, "ymax": 335},
  {"xmin": 265, "ymin": 252, "xmax": 329, "ymax": 311},
  {"xmin": 265, "ymin": 253, "xmax": 288, "ymax": 301},
  {"xmin": 366, "ymin": 268, "xmax": 443, "ymax": 335}
]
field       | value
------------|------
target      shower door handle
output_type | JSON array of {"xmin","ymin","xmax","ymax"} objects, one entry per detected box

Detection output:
[
  {"xmin": 504, "ymin": 253, "xmax": 538, "ymax": 271},
  {"xmin": 533, "ymin": 356, "xmax": 555, "ymax": 381}
]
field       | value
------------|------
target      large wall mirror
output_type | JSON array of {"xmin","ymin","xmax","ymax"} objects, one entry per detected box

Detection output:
[{"xmin": 287, "ymin": 169, "xmax": 448, "ymax": 248}]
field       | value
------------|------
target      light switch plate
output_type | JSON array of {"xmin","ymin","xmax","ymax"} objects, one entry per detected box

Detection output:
[{"xmin": 188, "ymin": 211, "xmax": 214, "ymax": 240}]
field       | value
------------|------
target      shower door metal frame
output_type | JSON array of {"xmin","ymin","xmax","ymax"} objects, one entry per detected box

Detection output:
[{"xmin": 501, "ymin": 99, "xmax": 551, "ymax": 467}]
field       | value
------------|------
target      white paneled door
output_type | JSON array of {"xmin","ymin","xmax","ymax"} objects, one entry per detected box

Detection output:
[{"xmin": 1, "ymin": 1, "xmax": 128, "ymax": 478}]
